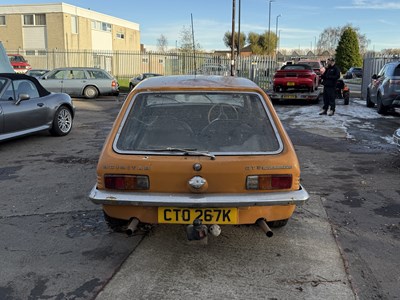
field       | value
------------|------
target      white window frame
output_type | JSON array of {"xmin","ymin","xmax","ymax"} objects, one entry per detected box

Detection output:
[{"xmin": 23, "ymin": 14, "xmax": 46, "ymax": 26}]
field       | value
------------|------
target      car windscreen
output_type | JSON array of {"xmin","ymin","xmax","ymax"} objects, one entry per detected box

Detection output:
[{"xmin": 114, "ymin": 92, "xmax": 282, "ymax": 154}]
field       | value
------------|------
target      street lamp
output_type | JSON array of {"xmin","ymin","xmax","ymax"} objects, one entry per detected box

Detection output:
[
  {"xmin": 267, "ymin": 0, "xmax": 275, "ymax": 55},
  {"xmin": 275, "ymin": 14, "xmax": 281, "ymax": 57}
]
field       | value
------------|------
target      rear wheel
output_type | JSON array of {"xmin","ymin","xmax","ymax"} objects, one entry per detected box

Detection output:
[
  {"xmin": 83, "ymin": 86, "xmax": 99, "ymax": 99},
  {"xmin": 366, "ymin": 90, "xmax": 375, "ymax": 107},
  {"xmin": 376, "ymin": 94, "xmax": 388, "ymax": 114},
  {"xmin": 344, "ymin": 92, "xmax": 350, "ymax": 105}
]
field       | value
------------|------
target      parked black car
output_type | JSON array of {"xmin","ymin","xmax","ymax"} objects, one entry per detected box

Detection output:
[
  {"xmin": 366, "ymin": 61, "xmax": 400, "ymax": 114},
  {"xmin": 344, "ymin": 67, "xmax": 363, "ymax": 79}
]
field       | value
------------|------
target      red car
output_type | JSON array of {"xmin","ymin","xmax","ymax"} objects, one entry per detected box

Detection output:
[
  {"xmin": 7, "ymin": 54, "xmax": 32, "ymax": 74},
  {"xmin": 273, "ymin": 64, "xmax": 319, "ymax": 92}
]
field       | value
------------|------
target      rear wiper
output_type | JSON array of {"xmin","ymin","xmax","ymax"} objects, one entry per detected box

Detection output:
[{"xmin": 140, "ymin": 147, "xmax": 216, "ymax": 160}]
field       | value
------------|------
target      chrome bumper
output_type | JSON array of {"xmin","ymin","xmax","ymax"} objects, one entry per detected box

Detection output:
[{"xmin": 89, "ymin": 185, "xmax": 309, "ymax": 208}]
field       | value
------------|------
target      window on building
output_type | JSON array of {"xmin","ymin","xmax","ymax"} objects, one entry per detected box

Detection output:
[
  {"xmin": 23, "ymin": 15, "xmax": 34, "ymax": 25},
  {"xmin": 0, "ymin": 16, "xmax": 5, "ymax": 26},
  {"xmin": 91, "ymin": 19, "xmax": 111, "ymax": 32},
  {"xmin": 142, "ymin": 58, "xmax": 149, "ymax": 64},
  {"xmin": 116, "ymin": 33, "xmax": 125, "ymax": 39},
  {"xmin": 35, "ymin": 14, "xmax": 46, "ymax": 25},
  {"xmin": 71, "ymin": 15, "xmax": 78, "ymax": 34},
  {"xmin": 23, "ymin": 14, "xmax": 46, "ymax": 26},
  {"xmin": 102, "ymin": 22, "xmax": 111, "ymax": 32}
]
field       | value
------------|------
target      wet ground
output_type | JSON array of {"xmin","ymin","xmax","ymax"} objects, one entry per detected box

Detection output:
[{"xmin": 274, "ymin": 99, "xmax": 400, "ymax": 300}]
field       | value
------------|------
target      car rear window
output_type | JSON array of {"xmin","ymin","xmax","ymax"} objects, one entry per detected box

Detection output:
[
  {"xmin": 114, "ymin": 92, "xmax": 282, "ymax": 154},
  {"xmin": 86, "ymin": 70, "xmax": 111, "ymax": 79}
]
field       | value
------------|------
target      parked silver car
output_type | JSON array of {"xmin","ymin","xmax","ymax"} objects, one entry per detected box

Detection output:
[
  {"xmin": 394, "ymin": 128, "xmax": 400, "ymax": 151},
  {"xmin": 39, "ymin": 67, "xmax": 119, "ymax": 99},
  {"xmin": 129, "ymin": 73, "xmax": 161, "ymax": 90},
  {"xmin": 0, "ymin": 73, "xmax": 75, "ymax": 141},
  {"xmin": 366, "ymin": 61, "xmax": 400, "ymax": 114}
]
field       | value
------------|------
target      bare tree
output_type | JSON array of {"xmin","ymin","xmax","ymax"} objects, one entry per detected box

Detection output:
[
  {"xmin": 179, "ymin": 26, "xmax": 201, "ymax": 53},
  {"xmin": 317, "ymin": 24, "xmax": 369, "ymax": 55},
  {"xmin": 156, "ymin": 34, "xmax": 168, "ymax": 52}
]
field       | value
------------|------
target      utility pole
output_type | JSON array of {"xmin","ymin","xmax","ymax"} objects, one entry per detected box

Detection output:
[
  {"xmin": 231, "ymin": 0, "xmax": 236, "ymax": 76},
  {"xmin": 268, "ymin": 0, "xmax": 275, "ymax": 55}
]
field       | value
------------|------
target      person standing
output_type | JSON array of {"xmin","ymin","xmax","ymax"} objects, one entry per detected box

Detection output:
[{"xmin": 319, "ymin": 58, "xmax": 341, "ymax": 116}]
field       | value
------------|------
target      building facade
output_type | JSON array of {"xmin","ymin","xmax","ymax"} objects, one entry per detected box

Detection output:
[{"xmin": 0, "ymin": 3, "xmax": 140, "ymax": 52}]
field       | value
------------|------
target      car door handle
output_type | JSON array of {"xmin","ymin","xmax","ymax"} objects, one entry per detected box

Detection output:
[{"xmin": 37, "ymin": 103, "xmax": 44, "ymax": 107}]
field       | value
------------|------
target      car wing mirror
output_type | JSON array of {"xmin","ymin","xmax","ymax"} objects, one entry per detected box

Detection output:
[{"xmin": 15, "ymin": 94, "xmax": 31, "ymax": 105}]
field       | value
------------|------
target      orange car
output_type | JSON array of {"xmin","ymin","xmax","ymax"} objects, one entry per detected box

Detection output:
[{"xmin": 89, "ymin": 75, "xmax": 309, "ymax": 240}]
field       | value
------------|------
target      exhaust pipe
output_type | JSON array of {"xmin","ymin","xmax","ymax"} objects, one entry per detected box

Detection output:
[
  {"xmin": 126, "ymin": 218, "xmax": 139, "ymax": 236},
  {"xmin": 257, "ymin": 219, "xmax": 273, "ymax": 237}
]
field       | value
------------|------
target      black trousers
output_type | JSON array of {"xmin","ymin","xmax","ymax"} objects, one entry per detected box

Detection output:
[{"xmin": 323, "ymin": 86, "xmax": 336, "ymax": 111}]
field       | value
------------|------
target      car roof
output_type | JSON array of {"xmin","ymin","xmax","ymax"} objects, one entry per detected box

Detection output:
[
  {"xmin": 135, "ymin": 75, "xmax": 260, "ymax": 90},
  {"xmin": 0, "ymin": 73, "xmax": 51, "ymax": 96}
]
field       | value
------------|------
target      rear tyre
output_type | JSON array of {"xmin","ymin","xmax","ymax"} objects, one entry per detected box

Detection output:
[
  {"xmin": 267, "ymin": 219, "xmax": 289, "ymax": 228},
  {"xmin": 376, "ymin": 94, "xmax": 387, "ymax": 114},
  {"xmin": 83, "ymin": 86, "xmax": 99, "ymax": 99},
  {"xmin": 49, "ymin": 105, "xmax": 73, "ymax": 136},
  {"xmin": 344, "ymin": 92, "xmax": 350, "ymax": 105},
  {"xmin": 103, "ymin": 211, "xmax": 129, "ymax": 233},
  {"xmin": 366, "ymin": 90, "xmax": 375, "ymax": 107}
]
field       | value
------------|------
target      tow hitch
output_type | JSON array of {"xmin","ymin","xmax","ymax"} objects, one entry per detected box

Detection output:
[{"xmin": 186, "ymin": 219, "xmax": 208, "ymax": 241}]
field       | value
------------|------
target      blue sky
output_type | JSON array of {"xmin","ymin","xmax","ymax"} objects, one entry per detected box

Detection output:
[{"xmin": 2, "ymin": 0, "xmax": 399, "ymax": 51}]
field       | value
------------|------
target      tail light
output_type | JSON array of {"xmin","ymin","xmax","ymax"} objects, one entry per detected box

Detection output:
[
  {"xmin": 246, "ymin": 174, "xmax": 292, "ymax": 190},
  {"xmin": 104, "ymin": 175, "xmax": 149, "ymax": 190}
]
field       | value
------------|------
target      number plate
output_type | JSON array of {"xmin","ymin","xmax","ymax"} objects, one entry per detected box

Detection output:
[
  {"xmin": 283, "ymin": 94, "xmax": 296, "ymax": 99},
  {"xmin": 158, "ymin": 207, "xmax": 238, "ymax": 224},
  {"xmin": 287, "ymin": 82, "xmax": 295, "ymax": 86}
]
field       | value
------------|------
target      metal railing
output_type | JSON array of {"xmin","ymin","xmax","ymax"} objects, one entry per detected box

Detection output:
[{"xmin": 6, "ymin": 48, "xmax": 278, "ymax": 90}]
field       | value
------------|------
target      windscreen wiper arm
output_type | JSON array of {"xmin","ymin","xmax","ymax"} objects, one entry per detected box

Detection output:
[{"xmin": 139, "ymin": 147, "xmax": 216, "ymax": 160}]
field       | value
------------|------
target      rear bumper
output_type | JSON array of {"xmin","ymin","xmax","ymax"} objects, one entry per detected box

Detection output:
[{"xmin": 89, "ymin": 185, "xmax": 309, "ymax": 208}]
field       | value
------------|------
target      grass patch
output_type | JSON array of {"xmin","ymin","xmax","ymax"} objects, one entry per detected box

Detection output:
[{"xmin": 117, "ymin": 78, "xmax": 131, "ymax": 93}]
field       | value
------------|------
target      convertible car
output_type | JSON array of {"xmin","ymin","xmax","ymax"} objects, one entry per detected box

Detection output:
[
  {"xmin": 89, "ymin": 75, "xmax": 309, "ymax": 240},
  {"xmin": 0, "ymin": 73, "xmax": 74, "ymax": 142}
]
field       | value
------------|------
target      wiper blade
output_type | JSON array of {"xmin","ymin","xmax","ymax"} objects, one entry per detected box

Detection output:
[{"xmin": 139, "ymin": 147, "xmax": 216, "ymax": 160}]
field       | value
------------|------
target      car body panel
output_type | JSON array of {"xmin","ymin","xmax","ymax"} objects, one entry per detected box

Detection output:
[
  {"xmin": 39, "ymin": 67, "xmax": 119, "ymax": 98},
  {"xmin": 7, "ymin": 54, "xmax": 31, "ymax": 74},
  {"xmin": 345, "ymin": 67, "xmax": 362, "ymax": 79},
  {"xmin": 129, "ymin": 73, "xmax": 162, "ymax": 89},
  {"xmin": 273, "ymin": 64, "xmax": 318, "ymax": 91},
  {"xmin": 367, "ymin": 61, "xmax": 400, "ymax": 109},
  {"xmin": 89, "ymin": 75, "xmax": 309, "ymax": 226},
  {"xmin": 298, "ymin": 60, "xmax": 325, "ymax": 77},
  {"xmin": 394, "ymin": 128, "xmax": 400, "ymax": 151},
  {"xmin": 0, "ymin": 73, "xmax": 74, "ymax": 141},
  {"xmin": 26, "ymin": 69, "xmax": 50, "ymax": 78}
]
